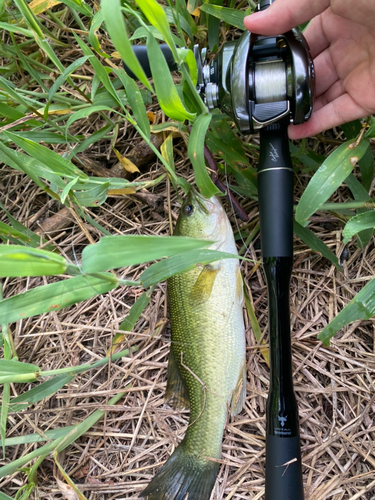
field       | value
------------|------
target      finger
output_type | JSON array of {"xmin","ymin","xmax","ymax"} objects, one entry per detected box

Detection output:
[
  {"xmin": 243, "ymin": 0, "xmax": 330, "ymax": 35},
  {"xmin": 302, "ymin": 16, "xmax": 329, "ymax": 59},
  {"xmin": 314, "ymin": 80, "xmax": 345, "ymax": 112},
  {"xmin": 288, "ymin": 94, "xmax": 369, "ymax": 139},
  {"xmin": 311, "ymin": 48, "xmax": 339, "ymax": 97}
]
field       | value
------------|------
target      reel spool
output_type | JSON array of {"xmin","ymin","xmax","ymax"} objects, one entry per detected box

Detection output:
[{"xmin": 197, "ymin": 26, "xmax": 314, "ymax": 134}]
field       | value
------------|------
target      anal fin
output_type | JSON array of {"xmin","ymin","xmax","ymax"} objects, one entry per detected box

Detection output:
[{"xmin": 165, "ymin": 348, "xmax": 190, "ymax": 409}]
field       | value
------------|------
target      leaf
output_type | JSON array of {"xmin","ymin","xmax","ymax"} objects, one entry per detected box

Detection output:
[
  {"xmin": 8, "ymin": 374, "xmax": 74, "ymax": 413},
  {"xmin": 4, "ymin": 131, "xmax": 87, "ymax": 180},
  {"xmin": 293, "ymin": 222, "xmax": 342, "ymax": 271},
  {"xmin": 341, "ymin": 120, "xmax": 362, "ymax": 140},
  {"xmin": 113, "ymin": 68, "xmax": 150, "ymax": 138},
  {"xmin": 1, "ymin": 383, "xmax": 9, "ymax": 458},
  {"xmin": 46, "ymin": 56, "xmax": 90, "ymax": 115},
  {"xmin": 113, "ymin": 148, "xmax": 140, "ymax": 173},
  {"xmin": 81, "ymin": 235, "xmax": 211, "ymax": 273},
  {"xmin": 146, "ymin": 33, "xmax": 195, "ymax": 122},
  {"xmin": 160, "ymin": 134, "xmax": 175, "ymax": 172},
  {"xmin": 358, "ymin": 144, "xmax": 374, "ymax": 192},
  {"xmin": 29, "ymin": 0, "xmax": 60, "ymax": 14},
  {"xmin": 295, "ymin": 139, "xmax": 371, "ymax": 226},
  {"xmin": 0, "ymin": 21, "xmax": 33, "ymax": 37},
  {"xmin": 0, "ymin": 221, "xmax": 35, "ymax": 246},
  {"xmin": 0, "ymin": 491, "xmax": 14, "ymax": 500},
  {"xmin": 110, "ymin": 291, "xmax": 152, "ymax": 353},
  {"xmin": 243, "ymin": 286, "xmax": 269, "ymax": 365},
  {"xmin": 0, "ymin": 425, "xmax": 76, "ymax": 447},
  {"xmin": 101, "ymin": 0, "xmax": 152, "ymax": 91},
  {"xmin": 135, "ymin": 0, "xmax": 177, "ymax": 60},
  {"xmin": 207, "ymin": 0, "xmax": 222, "ymax": 52},
  {"xmin": 0, "ymin": 391, "xmax": 126, "ymax": 479},
  {"xmin": 0, "ymin": 274, "xmax": 118, "ymax": 325},
  {"xmin": 0, "ymin": 359, "xmax": 40, "ymax": 384},
  {"xmin": 345, "ymin": 174, "xmax": 373, "ymax": 248},
  {"xmin": 188, "ymin": 113, "xmax": 220, "ymax": 198},
  {"xmin": 0, "ymin": 246, "xmax": 67, "ymax": 277},
  {"xmin": 140, "ymin": 249, "xmax": 240, "ymax": 288},
  {"xmin": 318, "ymin": 277, "xmax": 375, "ymax": 345},
  {"xmin": 75, "ymin": 182, "xmax": 110, "ymax": 207},
  {"xmin": 342, "ymin": 211, "xmax": 375, "ymax": 245},
  {"xmin": 199, "ymin": 4, "xmax": 249, "ymax": 29}
]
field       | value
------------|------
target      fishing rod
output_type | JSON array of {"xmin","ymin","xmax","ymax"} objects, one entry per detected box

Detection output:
[{"xmin": 125, "ymin": 1, "xmax": 314, "ymax": 496}]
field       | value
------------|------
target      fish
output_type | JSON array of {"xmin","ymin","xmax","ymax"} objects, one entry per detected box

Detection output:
[{"xmin": 141, "ymin": 189, "xmax": 246, "ymax": 500}]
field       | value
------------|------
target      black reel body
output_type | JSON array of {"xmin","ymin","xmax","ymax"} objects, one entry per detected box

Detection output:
[{"xmin": 198, "ymin": 28, "xmax": 314, "ymax": 134}]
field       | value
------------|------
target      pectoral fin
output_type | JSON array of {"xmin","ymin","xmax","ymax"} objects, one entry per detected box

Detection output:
[
  {"xmin": 190, "ymin": 264, "xmax": 220, "ymax": 304},
  {"xmin": 231, "ymin": 364, "xmax": 246, "ymax": 416},
  {"xmin": 165, "ymin": 348, "xmax": 190, "ymax": 409}
]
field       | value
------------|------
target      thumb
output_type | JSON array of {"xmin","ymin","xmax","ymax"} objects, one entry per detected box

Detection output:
[{"xmin": 244, "ymin": 0, "xmax": 329, "ymax": 35}]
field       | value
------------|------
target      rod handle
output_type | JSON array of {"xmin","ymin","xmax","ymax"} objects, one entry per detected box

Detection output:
[
  {"xmin": 258, "ymin": 121, "xmax": 294, "ymax": 258},
  {"xmin": 265, "ymin": 433, "xmax": 304, "ymax": 500}
]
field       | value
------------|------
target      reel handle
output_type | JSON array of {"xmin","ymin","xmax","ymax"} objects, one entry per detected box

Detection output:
[{"xmin": 123, "ymin": 44, "xmax": 177, "ymax": 79}]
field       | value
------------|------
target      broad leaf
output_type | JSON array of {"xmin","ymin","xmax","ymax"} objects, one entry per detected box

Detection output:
[
  {"xmin": 81, "ymin": 235, "xmax": 211, "ymax": 273},
  {"xmin": 343, "ymin": 212, "xmax": 375, "ymax": 245},
  {"xmin": 140, "ymin": 249, "xmax": 240, "ymax": 288},
  {"xmin": 293, "ymin": 222, "xmax": 342, "ymax": 271},
  {"xmin": 318, "ymin": 278, "xmax": 375, "ymax": 345},
  {"xmin": 146, "ymin": 33, "xmax": 195, "ymax": 122},
  {"xmin": 0, "ymin": 274, "xmax": 118, "ymax": 324},
  {"xmin": 0, "ymin": 246, "xmax": 67, "ymax": 277},
  {"xmin": 296, "ymin": 139, "xmax": 370, "ymax": 226},
  {"xmin": 188, "ymin": 113, "xmax": 220, "ymax": 198},
  {"xmin": 101, "ymin": 0, "xmax": 152, "ymax": 90},
  {"xmin": 199, "ymin": 4, "xmax": 249, "ymax": 29}
]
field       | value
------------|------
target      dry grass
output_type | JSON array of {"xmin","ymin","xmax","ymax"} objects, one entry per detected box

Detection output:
[
  {"xmin": 1, "ymin": 6, "xmax": 375, "ymax": 499},
  {"xmin": 1, "ymin": 130, "xmax": 375, "ymax": 499}
]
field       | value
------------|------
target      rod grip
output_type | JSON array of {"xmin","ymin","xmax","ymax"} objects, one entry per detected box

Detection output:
[
  {"xmin": 258, "ymin": 120, "xmax": 294, "ymax": 258},
  {"xmin": 123, "ymin": 45, "xmax": 178, "ymax": 79},
  {"xmin": 265, "ymin": 434, "xmax": 304, "ymax": 500}
]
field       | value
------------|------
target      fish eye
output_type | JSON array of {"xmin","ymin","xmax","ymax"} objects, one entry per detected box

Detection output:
[{"xmin": 184, "ymin": 204, "xmax": 194, "ymax": 216}]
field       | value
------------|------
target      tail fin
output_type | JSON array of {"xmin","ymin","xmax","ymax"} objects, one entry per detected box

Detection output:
[{"xmin": 140, "ymin": 443, "xmax": 220, "ymax": 500}]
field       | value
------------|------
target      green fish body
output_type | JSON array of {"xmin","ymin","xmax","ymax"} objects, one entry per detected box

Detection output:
[{"xmin": 141, "ymin": 190, "xmax": 246, "ymax": 500}]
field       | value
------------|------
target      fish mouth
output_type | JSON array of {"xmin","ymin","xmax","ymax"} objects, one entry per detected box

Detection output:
[{"xmin": 186, "ymin": 187, "xmax": 211, "ymax": 215}]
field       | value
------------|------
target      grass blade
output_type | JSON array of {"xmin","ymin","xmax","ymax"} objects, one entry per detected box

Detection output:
[
  {"xmin": 146, "ymin": 32, "xmax": 195, "ymax": 122},
  {"xmin": 113, "ymin": 68, "xmax": 150, "ymax": 139},
  {"xmin": 8, "ymin": 374, "xmax": 75, "ymax": 413},
  {"xmin": 0, "ymin": 274, "xmax": 119, "ymax": 325},
  {"xmin": 140, "ymin": 249, "xmax": 240, "ymax": 288},
  {"xmin": 296, "ymin": 139, "xmax": 370, "ymax": 226},
  {"xmin": 4, "ymin": 131, "xmax": 86, "ymax": 180},
  {"xmin": 0, "ymin": 391, "xmax": 126, "ymax": 479},
  {"xmin": 318, "ymin": 278, "xmax": 375, "ymax": 345},
  {"xmin": 101, "ymin": 0, "xmax": 152, "ymax": 91},
  {"xmin": 293, "ymin": 222, "xmax": 342, "ymax": 271},
  {"xmin": 199, "ymin": 4, "xmax": 249, "ymax": 29},
  {"xmin": 188, "ymin": 113, "xmax": 220, "ymax": 197},
  {"xmin": 0, "ymin": 246, "xmax": 67, "ymax": 277},
  {"xmin": 81, "ymin": 235, "xmax": 211, "ymax": 273}
]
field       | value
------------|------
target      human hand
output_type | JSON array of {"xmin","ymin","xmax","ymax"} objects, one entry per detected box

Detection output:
[{"xmin": 244, "ymin": 0, "xmax": 375, "ymax": 139}]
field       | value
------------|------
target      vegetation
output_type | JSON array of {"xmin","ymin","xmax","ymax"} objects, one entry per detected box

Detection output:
[{"xmin": 0, "ymin": 0, "xmax": 374, "ymax": 497}]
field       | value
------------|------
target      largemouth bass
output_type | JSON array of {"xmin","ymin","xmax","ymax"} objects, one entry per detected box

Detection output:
[{"xmin": 141, "ymin": 189, "xmax": 246, "ymax": 500}]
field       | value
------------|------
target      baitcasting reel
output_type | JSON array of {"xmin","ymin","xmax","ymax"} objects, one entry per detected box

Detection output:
[{"xmin": 194, "ymin": 0, "xmax": 314, "ymax": 134}]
